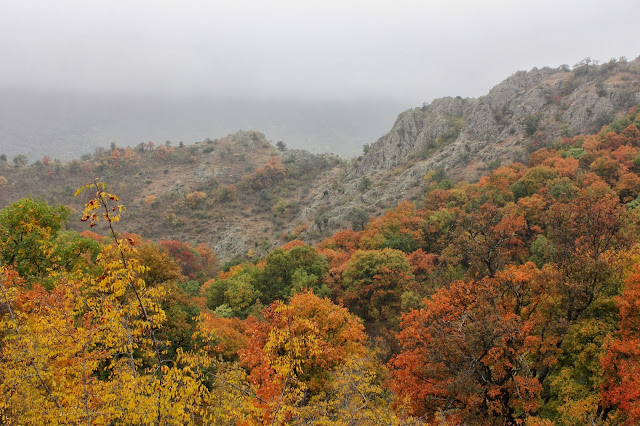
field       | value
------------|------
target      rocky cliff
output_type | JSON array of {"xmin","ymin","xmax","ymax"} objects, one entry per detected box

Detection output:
[{"xmin": 297, "ymin": 57, "xmax": 640, "ymax": 236}]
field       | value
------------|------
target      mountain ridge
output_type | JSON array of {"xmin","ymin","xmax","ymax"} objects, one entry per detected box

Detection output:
[
  {"xmin": 296, "ymin": 56, "xmax": 640, "ymax": 236},
  {"xmin": 1, "ymin": 56, "xmax": 639, "ymax": 260}
]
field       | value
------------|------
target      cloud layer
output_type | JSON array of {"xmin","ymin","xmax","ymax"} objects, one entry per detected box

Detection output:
[{"xmin": 1, "ymin": 0, "xmax": 637, "ymax": 105}]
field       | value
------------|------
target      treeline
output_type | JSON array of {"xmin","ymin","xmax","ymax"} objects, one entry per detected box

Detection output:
[{"xmin": 2, "ymin": 108, "xmax": 640, "ymax": 424}]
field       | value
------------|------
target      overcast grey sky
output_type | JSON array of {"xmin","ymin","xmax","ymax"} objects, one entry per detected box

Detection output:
[{"xmin": 0, "ymin": 0, "xmax": 637, "ymax": 106}]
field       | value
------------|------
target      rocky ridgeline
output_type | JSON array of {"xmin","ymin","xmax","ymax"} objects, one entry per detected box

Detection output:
[
  {"xmin": 297, "ymin": 57, "xmax": 640, "ymax": 235},
  {"xmin": 2, "ymin": 58, "xmax": 639, "ymax": 260}
]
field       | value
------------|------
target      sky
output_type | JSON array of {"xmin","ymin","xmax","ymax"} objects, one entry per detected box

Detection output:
[{"xmin": 1, "ymin": 0, "xmax": 637, "ymax": 106}]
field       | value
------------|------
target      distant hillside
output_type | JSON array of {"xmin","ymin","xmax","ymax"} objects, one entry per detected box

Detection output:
[
  {"xmin": 0, "ymin": 132, "xmax": 339, "ymax": 261},
  {"xmin": 1, "ymin": 56, "xmax": 639, "ymax": 260}
]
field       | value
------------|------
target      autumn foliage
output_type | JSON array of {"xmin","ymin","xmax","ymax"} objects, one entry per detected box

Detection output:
[
  {"xmin": 2, "ymin": 108, "xmax": 640, "ymax": 423},
  {"xmin": 601, "ymin": 267, "xmax": 640, "ymax": 424}
]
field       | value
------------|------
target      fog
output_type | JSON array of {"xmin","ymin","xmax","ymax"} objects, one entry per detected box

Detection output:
[
  {"xmin": 0, "ymin": 0, "xmax": 637, "ymax": 159},
  {"xmin": 0, "ymin": 88, "xmax": 405, "ymax": 159}
]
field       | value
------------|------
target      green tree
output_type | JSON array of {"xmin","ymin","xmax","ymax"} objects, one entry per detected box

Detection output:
[
  {"xmin": 523, "ymin": 113, "xmax": 541, "ymax": 136},
  {"xmin": 206, "ymin": 272, "xmax": 261, "ymax": 318},
  {"xmin": 255, "ymin": 244, "xmax": 329, "ymax": 303},
  {"xmin": 341, "ymin": 248, "xmax": 414, "ymax": 324},
  {"xmin": 0, "ymin": 198, "xmax": 69, "ymax": 286},
  {"xmin": 358, "ymin": 176, "xmax": 372, "ymax": 193},
  {"xmin": 12, "ymin": 154, "xmax": 27, "ymax": 167}
]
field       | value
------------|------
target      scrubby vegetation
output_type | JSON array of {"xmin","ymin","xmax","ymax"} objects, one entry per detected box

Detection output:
[{"xmin": 0, "ymin": 131, "xmax": 340, "ymax": 261}]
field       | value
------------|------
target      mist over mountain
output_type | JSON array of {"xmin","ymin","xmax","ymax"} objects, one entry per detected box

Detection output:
[{"xmin": 0, "ymin": 88, "xmax": 407, "ymax": 161}]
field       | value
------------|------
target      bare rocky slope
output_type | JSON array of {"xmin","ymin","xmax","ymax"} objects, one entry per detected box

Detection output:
[
  {"xmin": 295, "ymin": 57, "xmax": 640, "ymax": 236},
  {"xmin": 1, "ymin": 57, "xmax": 639, "ymax": 261}
]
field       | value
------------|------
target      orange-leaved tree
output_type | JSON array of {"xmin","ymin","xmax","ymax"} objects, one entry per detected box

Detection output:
[
  {"xmin": 601, "ymin": 265, "xmax": 640, "ymax": 424},
  {"xmin": 240, "ymin": 290, "xmax": 368, "ymax": 423},
  {"xmin": 390, "ymin": 263, "xmax": 546, "ymax": 424}
]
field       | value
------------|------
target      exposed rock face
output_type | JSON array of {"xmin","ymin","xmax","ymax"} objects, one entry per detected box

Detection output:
[
  {"xmin": 211, "ymin": 225, "xmax": 251, "ymax": 262},
  {"xmin": 281, "ymin": 149, "xmax": 340, "ymax": 172},
  {"xmin": 233, "ymin": 130, "xmax": 268, "ymax": 149},
  {"xmin": 297, "ymin": 57, "xmax": 640, "ymax": 236},
  {"xmin": 355, "ymin": 97, "xmax": 478, "ymax": 174}
]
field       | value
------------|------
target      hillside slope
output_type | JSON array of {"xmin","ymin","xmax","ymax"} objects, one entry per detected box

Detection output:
[
  {"xmin": 1, "ymin": 57, "xmax": 639, "ymax": 260},
  {"xmin": 299, "ymin": 57, "xmax": 640, "ymax": 233},
  {"xmin": 0, "ymin": 132, "xmax": 338, "ymax": 261}
]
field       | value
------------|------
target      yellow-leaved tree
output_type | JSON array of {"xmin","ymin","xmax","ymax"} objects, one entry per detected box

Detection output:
[{"xmin": 0, "ymin": 181, "xmax": 212, "ymax": 424}]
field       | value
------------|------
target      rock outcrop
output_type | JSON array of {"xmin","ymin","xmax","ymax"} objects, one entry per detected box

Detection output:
[{"xmin": 296, "ymin": 57, "xmax": 640, "ymax": 236}]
